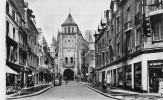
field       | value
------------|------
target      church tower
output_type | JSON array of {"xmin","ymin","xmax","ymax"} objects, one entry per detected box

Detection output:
[{"xmin": 57, "ymin": 12, "xmax": 84, "ymax": 80}]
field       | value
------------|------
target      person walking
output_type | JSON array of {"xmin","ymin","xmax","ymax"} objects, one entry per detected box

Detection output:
[
  {"xmin": 59, "ymin": 75, "xmax": 62, "ymax": 86},
  {"xmin": 102, "ymin": 79, "xmax": 107, "ymax": 93},
  {"xmin": 65, "ymin": 77, "xmax": 68, "ymax": 85}
]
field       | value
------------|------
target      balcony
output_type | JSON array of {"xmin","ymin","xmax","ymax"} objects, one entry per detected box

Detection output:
[
  {"xmin": 124, "ymin": 20, "xmax": 132, "ymax": 34},
  {"xmin": 63, "ymin": 62, "xmax": 75, "ymax": 68},
  {"xmin": 148, "ymin": 2, "xmax": 163, "ymax": 16}
]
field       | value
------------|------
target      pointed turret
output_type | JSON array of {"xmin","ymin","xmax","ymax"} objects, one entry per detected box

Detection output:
[{"xmin": 51, "ymin": 35, "xmax": 56, "ymax": 46}]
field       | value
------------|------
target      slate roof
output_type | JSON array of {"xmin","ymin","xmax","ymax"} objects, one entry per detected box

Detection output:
[{"xmin": 61, "ymin": 14, "xmax": 77, "ymax": 26}]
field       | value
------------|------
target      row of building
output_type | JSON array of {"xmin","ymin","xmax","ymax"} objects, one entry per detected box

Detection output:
[
  {"xmin": 6, "ymin": 0, "xmax": 55, "ymax": 89},
  {"xmin": 93, "ymin": 0, "xmax": 163, "ymax": 93}
]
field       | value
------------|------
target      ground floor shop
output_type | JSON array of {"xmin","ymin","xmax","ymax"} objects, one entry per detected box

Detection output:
[{"xmin": 96, "ymin": 52, "xmax": 163, "ymax": 93}]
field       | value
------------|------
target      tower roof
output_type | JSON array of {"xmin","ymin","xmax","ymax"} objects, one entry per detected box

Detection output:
[{"xmin": 61, "ymin": 14, "xmax": 77, "ymax": 26}]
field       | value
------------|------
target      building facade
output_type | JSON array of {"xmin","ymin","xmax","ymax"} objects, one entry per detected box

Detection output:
[
  {"xmin": 5, "ymin": 0, "xmax": 46, "ymax": 91},
  {"xmin": 84, "ymin": 30, "xmax": 96, "ymax": 82},
  {"xmin": 56, "ymin": 13, "xmax": 88, "ymax": 80},
  {"xmin": 95, "ymin": 0, "xmax": 163, "ymax": 93}
]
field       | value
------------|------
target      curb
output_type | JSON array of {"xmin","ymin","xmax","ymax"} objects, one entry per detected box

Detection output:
[
  {"xmin": 79, "ymin": 82, "xmax": 123, "ymax": 100},
  {"xmin": 7, "ymin": 85, "xmax": 53, "ymax": 99}
]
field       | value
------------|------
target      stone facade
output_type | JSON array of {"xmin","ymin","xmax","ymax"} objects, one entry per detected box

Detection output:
[
  {"xmin": 94, "ymin": 0, "xmax": 163, "ymax": 93},
  {"xmin": 56, "ymin": 13, "xmax": 88, "ymax": 80}
]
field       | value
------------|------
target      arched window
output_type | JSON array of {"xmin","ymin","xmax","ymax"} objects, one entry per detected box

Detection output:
[
  {"xmin": 65, "ymin": 27, "xmax": 66, "ymax": 33},
  {"xmin": 65, "ymin": 57, "xmax": 68, "ymax": 63},
  {"xmin": 68, "ymin": 27, "xmax": 70, "ymax": 33},
  {"xmin": 72, "ymin": 27, "xmax": 74, "ymax": 33},
  {"xmin": 70, "ymin": 57, "xmax": 73, "ymax": 63}
]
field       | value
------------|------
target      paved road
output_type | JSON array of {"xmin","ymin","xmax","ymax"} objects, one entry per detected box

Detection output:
[{"xmin": 14, "ymin": 81, "xmax": 116, "ymax": 100}]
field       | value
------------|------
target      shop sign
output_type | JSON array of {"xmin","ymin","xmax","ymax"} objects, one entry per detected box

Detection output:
[{"xmin": 148, "ymin": 60, "xmax": 163, "ymax": 68}]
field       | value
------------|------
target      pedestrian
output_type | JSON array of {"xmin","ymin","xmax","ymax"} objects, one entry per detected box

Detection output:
[
  {"xmin": 65, "ymin": 77, "xmax": 68, "ymax": 85},
  {"xmin": 158, "ymin": 78, "xmax": 163, "ymax": 96},
  {"xmin": 102, "ymin": 79, "xmax": 107, "ymax": 92},
  {"xmin": 59, "ymin": 75, "xmax": 62, "ymax": 86}
]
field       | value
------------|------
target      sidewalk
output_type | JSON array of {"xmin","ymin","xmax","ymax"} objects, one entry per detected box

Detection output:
[
  {"xmin": 79, "ymin": 82, "xmax": 163, "ymax": 100},
  {"xmin": 6, "ymin": 83, "xmax": 53, "ymax": 99}
]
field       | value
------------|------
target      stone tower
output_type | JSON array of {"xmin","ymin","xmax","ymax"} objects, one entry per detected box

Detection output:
[{"xmin": 57, "ymin": 13, "xmax": 85, "ymax": 80}]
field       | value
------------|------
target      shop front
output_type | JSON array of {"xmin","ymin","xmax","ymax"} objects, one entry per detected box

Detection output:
[{"xmin": 148, "ymin": 60, "xmax": 163, "ymax": 93}]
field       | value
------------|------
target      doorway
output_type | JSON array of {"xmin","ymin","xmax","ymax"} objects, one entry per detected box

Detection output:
[
  {"xmin": 149, "ymin": 68, "xmax": 162, "ymax": 93},
  {"xmin": 63, "ymin": 69, "xmax": 74, "ymax": 80}
]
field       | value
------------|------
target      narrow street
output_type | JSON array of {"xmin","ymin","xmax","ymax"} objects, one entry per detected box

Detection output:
[{"xmin": 13, "ymin": 81, "xmax": 116, "ymax": 100}]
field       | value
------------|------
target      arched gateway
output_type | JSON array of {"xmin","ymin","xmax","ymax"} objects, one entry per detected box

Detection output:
[{"xmin": 63, "ymin": 69, "xmax": 74, "ymax": 80}]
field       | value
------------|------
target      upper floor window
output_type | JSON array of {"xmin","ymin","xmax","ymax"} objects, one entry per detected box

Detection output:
[
  {"xmin": 126, "ymin": 6, "xmax": 130, "ymax": 21},
  {"xmin": 65, "ymin": 27, "xmax": 66, "ymax": 33},
  {"xmin": 6, "ymin": 2, "xmax": 9, "ymax": 13},
  {"xmin": 6, "ymin": 21, "xmax": 9, "ymax": 36},
  {"xmin": 65, "ymin": 57, "xmax": 68, "ymax": 63},
  {"xmin": 13, "ymin": 27, "xmax": 15, "ymax": 40},
  {"xmin": 102, "ymin": 52, "xmax": 105, "ymax": 65},
  {"xmin": 102, "ymin": 39, "xmax": 105, "ymax": 47},
  {"xmin": 72, "ymin": 27, "xmax": 74, "ymax": 33},
  {"xmin": 116, "ymin": 42, "xmax": 120, "ymax": 55},
  {"xmin": 68, "ymin": 27, "xmax": 70, "ymax": 33},
  {"xmin": 117, "ymin": 17, "xmax": 120, "ymax": 32},
  {"xmin": 152, "ymin": 15, "xmax": 163, "ymax": 41},
  {"xmin": 136, "ymin": 28, "xmax": 142, "ymax": 46},
  {"xmin": 70, "ymin": 57, "xmax": 73, "ymax": 63},
  {"xmin": 12, "ymin": 10, "xmax": 15, "ymax": 20},
  {"xmin": 126, "ymin": 33, "xmax": 132, "ymax": 52}
]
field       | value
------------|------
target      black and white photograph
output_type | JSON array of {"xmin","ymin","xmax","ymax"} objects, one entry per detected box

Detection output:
[{"xmin": 3, "ymin": 0, "xmax": 163, "ymax": 100}]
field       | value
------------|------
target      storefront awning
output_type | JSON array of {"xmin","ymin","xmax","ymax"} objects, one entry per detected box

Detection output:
[{"xmin": 6, "ymin": 66, "xmax": 19, "ymax": 75}]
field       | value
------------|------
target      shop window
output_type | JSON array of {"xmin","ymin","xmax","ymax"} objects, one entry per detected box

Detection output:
[
  {"xmin": 118, "ymin": 67, "xmax": 123, "ymax": 87},
  {"xmin": 134, "ymin": 62, "xmax": 142, "ymax": 91},
  {"xmin": 148, "ymin": 60, "xmax": 163, "ymax": 93}
]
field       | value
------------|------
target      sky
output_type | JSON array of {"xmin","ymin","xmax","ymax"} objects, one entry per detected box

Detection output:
[{"xmin": 25, "ymin": 0, "xmax": 111, "ymax": 46}]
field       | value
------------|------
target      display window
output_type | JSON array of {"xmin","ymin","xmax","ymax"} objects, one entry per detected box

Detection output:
[
  {"xmin": 134, "ymin": 62, "xmax": 142, "ymax": 91},
  {"xmin": 148, "ymin": 60, "xmax": 163, "ymax": 93},
  {"xmin": 124, "ymin": 65, "xmax": 132, "ymax": 88},
  {"xmin": 117, "ymin": 67, "xmax": 123, "ymax": 86}
]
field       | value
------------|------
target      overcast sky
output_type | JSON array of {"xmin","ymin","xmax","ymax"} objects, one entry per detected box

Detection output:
[{"xmin": 24, "ymin": 0, "xmax": 111, "ymax": 46}]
